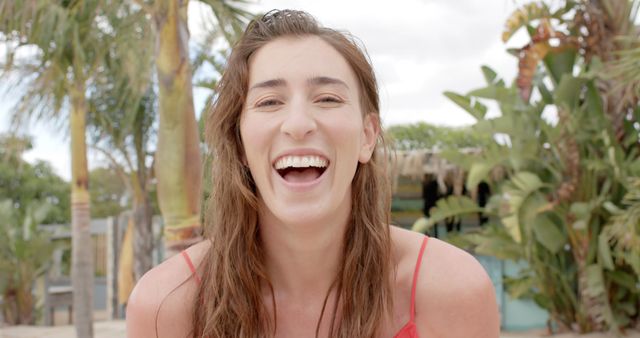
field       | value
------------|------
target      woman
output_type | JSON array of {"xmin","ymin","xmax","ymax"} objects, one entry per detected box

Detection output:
[{"xmin": 127, "ymin": 10, "xmax": 499, "ymax": 338}]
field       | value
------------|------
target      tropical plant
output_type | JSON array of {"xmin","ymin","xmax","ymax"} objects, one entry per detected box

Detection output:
[
  {"xmin": 129, "ymin": 0, "xmax": 254, "ymax": 255},
  {"xmin": 88, "ymin": 75, "xmax": 157, "ymax": 282},
  {"xmin": 434, "ymin": 0, "xmax": 640, "ymax": 333},
  {"xmin": 0, "ymin": 134, "xmax": 64, "ymax": 324},
  {"xmin": 88, "ymin": 167, "xmax": 129, "ymax": 219},
  {"xmin": 0, "ymin": 1, "xmax": 148, "ymax": 335},
  {"xmin": 0, "ymin": 199, "xmax": 57, "ymax": 325},
  {"xmin": 0, "ymin": 134, "xmax": 71, "ymax": 224}
]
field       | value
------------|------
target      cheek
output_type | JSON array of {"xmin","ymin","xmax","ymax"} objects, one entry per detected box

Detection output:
[
  {"xmin": 240, "ymin": 115, "xmax": 270, "ymax": 164},
  {"xmin": 325, "ymin": 113, "xmax": 364, "ymax": 151}
]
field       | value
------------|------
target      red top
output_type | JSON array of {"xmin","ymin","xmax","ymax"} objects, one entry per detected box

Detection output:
[{"xmin": 182, "ymin": 236, "xmax": 429, "ymax": 338}]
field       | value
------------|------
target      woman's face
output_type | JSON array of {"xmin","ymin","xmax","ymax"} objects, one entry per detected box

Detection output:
[{"xmin": 240, "ymin": 36, "xmax": 377, "ymax": 228}]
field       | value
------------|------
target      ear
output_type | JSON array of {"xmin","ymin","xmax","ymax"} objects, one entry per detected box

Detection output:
[
  {"xmin": 358, "ymin": 113, "xmax": 379, "ymax": 164},
  {"xmin": 240, "ymin": 151, "xmax": 248, "ymax": 166}
]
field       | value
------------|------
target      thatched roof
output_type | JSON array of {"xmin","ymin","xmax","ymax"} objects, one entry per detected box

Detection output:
[{"xmin": 389, "ymin": 148, "xmax": 504, "ymax": 195}]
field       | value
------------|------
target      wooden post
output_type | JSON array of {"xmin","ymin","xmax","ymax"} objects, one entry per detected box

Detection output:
[{"xmin": 106, "ymin": 216, "xmax": 116, "ymax": 320}]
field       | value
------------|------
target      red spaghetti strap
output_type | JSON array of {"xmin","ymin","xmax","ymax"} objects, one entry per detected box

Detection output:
[
  {"xmin": 410, "ymin": 236, "xmax": 429, "ymax": 321},
  {"xmin": 181, "ymin": 250, "xmax": 202, "ymax": 284}
]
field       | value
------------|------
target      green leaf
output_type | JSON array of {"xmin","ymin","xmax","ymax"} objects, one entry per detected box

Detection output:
[
  {"xmin": 607, "ymin": 270, "xmax": 639, "ymax": 293},
  {"xmin": 443, "ymin": 91, "xmax": 487, "ymax": 120},
  {"xmin": 411, "ymin": 217, "xmax": 433, "ymax": 234},
  {"xmin": 505, "ymin": 171, "xmax": 545, "ymax": 200},
  {"xmin": 625, "ymin": 252, "xmax": 640, "ymax": 277},
  {"xmin": 532, "ymin": 293, "xmax": 552, "ymax": 311},
  {"xmin": 461, "ymin": 223, "xmax": 523, "ymax": 260},
  {"xmin": 427, "ymin": 196, "xmax": 484, "ymax": 226},
  {"xmin": 468, "ymin": 85, "xmax": 516, "ymax": 104},
  {"xmin": 586, "ymin": 264, "xmax": 607, "ymax": 296},
  {"xmin": 467, "ymin": 162, "xmax": 494, "ymax": 191},
  {"xmin": 543, "ymin": 48, "xmax": 577, "ymax": 85},
  {"xmin": 532, "ymin": 212, "xmax": 566, "ymax": 254},
  {"xmin": 585, "ymin": 81, "xmax": 604, "ymax": 118},
  {"xmin": 502, "ymin": 214, "xmax": 522, "ymax": 243},
  {"xmin": 536, "ymin": 78, "xmax": 554, "ymax": 104},
  {"xmin": 598, "ymin": 233, "xmax": 615, "ymax": 270},
  {"xmin": 481, "ymin": 65, "xmax": 498, "ymax": 85},
  {"xmin": 505, "ymin": 274, "xmax": 535, "ymax": 299},
  {"xmin": 554, "ymin": 74, "xmax": 587, "ymax": 110}
]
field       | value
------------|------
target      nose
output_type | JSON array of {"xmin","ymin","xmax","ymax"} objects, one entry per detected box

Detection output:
[{"xmin": 280, "ymin": 101, "xmax": 317, "ymax": 140}]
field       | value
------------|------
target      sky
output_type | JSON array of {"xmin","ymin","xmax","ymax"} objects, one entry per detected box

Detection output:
[{"xmin": 0, "ymin": 0, "xmax": 527, "ymax": 180}]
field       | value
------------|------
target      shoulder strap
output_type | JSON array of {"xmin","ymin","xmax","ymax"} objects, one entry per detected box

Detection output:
[
  {"xmin": 181, "ymin": 250, "xmax": 202, "ymax": 284},
  {"xmin": 410, "ymin": 236, "xmax": 429, "ymax": 321}
]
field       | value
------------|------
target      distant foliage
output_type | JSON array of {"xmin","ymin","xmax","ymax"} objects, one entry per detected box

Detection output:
[
  {"xmin": 0, "ymin": 134, "xmax": 70, "ymax": 224},
  {"xmin": 386, "ymin": 122, "xmax": 492, "ymax": 151},
  {"xmin": 89, "ymin": 167, "xmax": 128, "ymax": 218}
]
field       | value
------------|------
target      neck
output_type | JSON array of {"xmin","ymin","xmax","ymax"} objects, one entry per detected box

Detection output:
[{"xmin": 258, "ymin": 202, "xmax": 349, "ymax": 298}]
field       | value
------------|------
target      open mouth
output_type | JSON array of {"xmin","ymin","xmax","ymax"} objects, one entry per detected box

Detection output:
[{"xmin": 274, "ymin": 155, "xmax": 329, "ymax": 184}]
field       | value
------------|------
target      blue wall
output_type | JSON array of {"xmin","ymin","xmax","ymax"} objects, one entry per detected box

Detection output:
[{"xmin": 475, "ymin": 255, "xmax": 549, "ymax": 331}]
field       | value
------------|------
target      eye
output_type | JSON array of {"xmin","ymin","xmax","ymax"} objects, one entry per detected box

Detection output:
[
  {"xmin": 316, "ymin": 96, "xmax": 343, "ymax": 105},
  {"xmin": 256, "ymin": 98, "xmax": 282, "ymax": 108}
]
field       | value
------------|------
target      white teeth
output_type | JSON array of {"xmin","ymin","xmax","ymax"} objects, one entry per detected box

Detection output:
[{"xmin": 274, "ymin": 155, "xmax": 328, "ymax": 170}]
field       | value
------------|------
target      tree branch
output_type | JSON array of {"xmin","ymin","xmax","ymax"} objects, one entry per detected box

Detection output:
[{"xmin": 90, "ymin": 145, "xmax": 134, "ymax": 194}]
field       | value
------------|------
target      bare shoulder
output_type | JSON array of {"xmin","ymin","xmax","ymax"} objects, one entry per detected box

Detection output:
[
  {"xmin": 390, "ymin": 227, "xmax": 499, "ymax": 337},
  {"xmin": 126, "ymin": 240, "xmax": 212, "ymax": 338}
]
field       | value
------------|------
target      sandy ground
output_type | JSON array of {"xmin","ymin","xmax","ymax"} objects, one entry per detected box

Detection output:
[{"xmin": 1, "ymin": 310, "xmax": 639, "ymax": 338}]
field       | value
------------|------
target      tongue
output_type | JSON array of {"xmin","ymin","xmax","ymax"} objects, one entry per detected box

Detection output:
[{"xmin": 283, "ymin": 167, "xmax": 321, "ymax": 183}]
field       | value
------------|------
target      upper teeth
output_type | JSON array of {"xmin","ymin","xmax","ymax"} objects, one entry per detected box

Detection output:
[{"xmin": 274, "ymin": 156, "xmax": 328, "ymax": 170}]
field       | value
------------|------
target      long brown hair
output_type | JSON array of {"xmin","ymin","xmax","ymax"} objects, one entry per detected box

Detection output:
[{"xmin": 194, "ymin": 10, "xmax": 393, "ymax": 337}]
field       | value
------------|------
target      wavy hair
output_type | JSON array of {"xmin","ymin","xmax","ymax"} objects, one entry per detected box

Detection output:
[{"xmin": 194, "ymin": 10, "xmax": 393, "ymax": 337}]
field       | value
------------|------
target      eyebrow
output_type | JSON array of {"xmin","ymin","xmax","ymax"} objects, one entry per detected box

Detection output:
[
  {"xmin": 249, "ymin": 78, "xmax": 286, "ymax": 91},
  {"xmin": 307, "ymin": 76, "xmax": 349, "ymax": 89},
  {"xmin": 248, "ymin": 76, "xmax": 349, "ymax": 92}
]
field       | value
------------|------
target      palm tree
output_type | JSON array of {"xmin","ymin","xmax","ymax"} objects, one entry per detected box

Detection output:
[
  {"xmin": 89, "ymin": 88, "xmax": 157, "ymax": 282},
  {"xmin": 0, "ymin": 1, "xmax": 144, "ymax": 336},
  {"xmin": 129, "ymin": 0, "xmax": 253, "ymax": 255}
]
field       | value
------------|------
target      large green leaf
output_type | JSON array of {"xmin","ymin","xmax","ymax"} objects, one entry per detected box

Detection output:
[
  {"xmin": 532, "ymin": 212, "xmax": 566, "ymax": 254},
  {"xmin": 465, "ymin": 144, "xmax": 510, "ymax": 189},
  {"xmin": 543, "ymin": 48, "xmax": 577, "ymax": 85},
  {"xmin": 585, "ymin": 81, "xmax": 605, "ymax": 118},
  {"xmin": 505, "ymin": 274, "xmax": 536, "ymax": 299},
  {"xmin": 481, "ymin": 65, "xmax": 501, "ymax": 86},
  {"xmin": 463, "ymin": 223, "xmax": 524, "ymax": 260},
  {"xmin": 411, "ymin": 217, "xmax": 432, "ymax": 234},
  {"xmin": 503, "ymin": 171, "xmax": 545, "ymax": 207},
  {"xmin": 468, "ymin": 85, "xmax": 518, "ymax": 104},
  {"xmin": 500, "ymin": 172, "xmax": 547, "ymax": 243},
  {"xmin": 467, "ymin": 162, "xmax": 494, "ymax": 192},
  {"xmin": 427, "ymin": 196, "xmax": 484, "ymax": 226},
  {"xmin": 443, "ymin": 91, "xmax": 488, "ymax": 120},
  {"xmin": 554, "ymin": 74, "xmax": 587, "ymax": 110},
  {"xmin": 502, "ymin": 214, "xmax": 522, "ymax": 243}
]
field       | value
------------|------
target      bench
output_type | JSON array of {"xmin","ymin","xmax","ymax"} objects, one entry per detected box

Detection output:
[{"xmin": 44, "ymin": 284, "xmax": 73, "ymax": 325}]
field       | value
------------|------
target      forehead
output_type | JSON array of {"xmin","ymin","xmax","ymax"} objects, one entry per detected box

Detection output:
[{"xmin": 247, "ymin": 35, "xmax": 358, "ymax": 91}]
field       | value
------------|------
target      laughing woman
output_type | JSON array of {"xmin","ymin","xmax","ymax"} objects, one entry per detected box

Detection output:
[{"xmin": 126, "ymin": 10, "xmax": 499, "ymax": 338}]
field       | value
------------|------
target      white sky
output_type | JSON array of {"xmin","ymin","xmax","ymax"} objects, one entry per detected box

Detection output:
[{"xmin": 0, "ymin": 0, "xmax": 527, "ymax": 180}]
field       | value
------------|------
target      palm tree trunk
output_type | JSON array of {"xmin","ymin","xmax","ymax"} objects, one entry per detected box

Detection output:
[
  {"xmin": 132, "ymin": 176, "xmax": 153, "ymax": 281},
  {"xmin": 153, "ymin": 0, "xmax": 203, "ymax": 256},
  {"xmin": 70, "ymin": 82, "xmax": 94, "ymax": 338}
]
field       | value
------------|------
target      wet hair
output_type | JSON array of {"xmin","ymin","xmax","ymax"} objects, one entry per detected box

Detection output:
[{"xmin": 195, "ymin": 9, "xmax": 393, "ymax": 337}]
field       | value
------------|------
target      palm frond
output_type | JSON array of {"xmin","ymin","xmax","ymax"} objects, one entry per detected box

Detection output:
[{"xmin": 426, "ymin": 195, "xmax": 484, "ymax": 226}]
